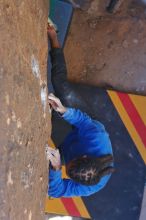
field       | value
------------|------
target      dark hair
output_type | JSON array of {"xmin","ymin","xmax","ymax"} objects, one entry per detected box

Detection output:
[{"xmin": 67, "ymin": 154, "xmax": 115, "ymax": 186}]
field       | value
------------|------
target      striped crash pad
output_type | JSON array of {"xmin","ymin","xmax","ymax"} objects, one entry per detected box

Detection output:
[{"xmin": 45, "ymin": 91, "xmax": 146, "ymax": 219}]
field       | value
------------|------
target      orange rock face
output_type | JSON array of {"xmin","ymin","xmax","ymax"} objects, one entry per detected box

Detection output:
[{"xmin": 0, "ymin": 1, "xmax": 51, "ymax": 219}]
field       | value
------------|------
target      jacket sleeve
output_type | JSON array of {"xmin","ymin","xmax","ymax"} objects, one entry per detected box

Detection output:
[
  {"xmin": 62, "ymin": 108, "xmax": 92, "ymax": 127},
  {"xmin": 62, "ymin": 108, "xmax": 106, "ymax": 139},
  {"xmin": 48, "ymin": 168, "xmax": 106, "ymax": 198}
]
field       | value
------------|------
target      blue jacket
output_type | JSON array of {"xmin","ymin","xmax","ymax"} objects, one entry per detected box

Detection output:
[{"xmin": 48, "ymin": 108, "xmax": 113, "ymax": 198}]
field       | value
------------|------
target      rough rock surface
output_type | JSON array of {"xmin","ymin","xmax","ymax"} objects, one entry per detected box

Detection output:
[
  {"xmin": 0, "ymin": 1, "xmax": 50, "ymax": 219},
  {"xmin": 65, "ymin": 0, "xmax": 146, "ymax": 95}
]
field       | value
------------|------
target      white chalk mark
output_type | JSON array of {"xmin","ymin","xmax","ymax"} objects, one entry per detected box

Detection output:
[
  {"xmin": 17, "ymin": 119, "xmax": 22, "ymax": 128},
  {"xmin": 28, "ymin": 210, "xmax": 32, "ymax": 220},
  {"xmin": 11, "ymin": 111, "xmax": 16, "ymax": 122},
  {"xmin": 7, "ymin": 170, "xmax": 13, "ymax": 186},
  {"xmin": 31, "ymin": 55, "xmax": 49, "ymax": 117},
  {"xmin": 31, "ymin": 55, "xmax": 40, "ymax": 79},
  {"xmin": 40, "ymin": 84, "xmax": 47, "ymax": 118},
  {"xmin": 7, "ymin": 118, "xmax": 11, "ymax": 125}
]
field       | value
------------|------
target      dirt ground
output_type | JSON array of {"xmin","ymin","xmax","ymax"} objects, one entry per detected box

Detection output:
[{"xmin": 65, "ymin": 0, "xmax": 146, "ymax": 95}]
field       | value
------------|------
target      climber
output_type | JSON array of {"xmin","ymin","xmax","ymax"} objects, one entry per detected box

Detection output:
[{"xmin": 46, "ymin": 25, "xmax": 114, "ymax": 197}]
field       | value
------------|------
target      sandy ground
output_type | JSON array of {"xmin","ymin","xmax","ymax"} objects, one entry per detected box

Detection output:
[{"xmin": 64, "ymin": 0, "xmax": 146, "ymax": 95}]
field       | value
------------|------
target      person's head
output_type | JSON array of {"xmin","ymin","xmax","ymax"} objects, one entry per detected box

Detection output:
[{"xmin": 66, "ymin": 154, "xmax": 115, "ymax": 186}]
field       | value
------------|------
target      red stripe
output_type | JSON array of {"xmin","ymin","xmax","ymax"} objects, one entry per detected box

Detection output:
[
  {"xmin": 61, "ymin": 198, "xmax": 81, "ymax": 217},
  {"xmin": 117, "ymin": 92, "xmax": 146, "ymax": 147}
]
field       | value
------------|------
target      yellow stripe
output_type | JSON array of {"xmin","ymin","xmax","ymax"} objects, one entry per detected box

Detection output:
[
  {"xmin": 48, "ymin": 138, "xmax": 55, "ymax": 148},
  {"xmin": 45, "ymin": 197, "xmax": 69, "ymax": 215},
  {"xmin": 108, "ymin": 91, "xmax": 146, "ymax": 164},
  {"xmin": 73, "ymin": 197, "xmax": 91, "ymax": 219},
  {"xmin": 129, "ymin": 94, "xmax": 146, "ymax": 126},
  {"xmin": 62, "ymin": 166, "xmax": 91, "ymax": 218},
  {"xmin": 62, "ymin": 165, "xmax": 68, "ymax": 178}
]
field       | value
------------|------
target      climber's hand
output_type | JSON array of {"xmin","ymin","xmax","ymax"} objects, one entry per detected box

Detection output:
[
  {"xmin": 47, "ymin": 24, "xmax": 57, "ymax": 40},
  {"xmin": 46, "ymin": 145, "xmax": 61, "ymax": 170},
  {"xmin": 48, "ymin": 93, "xmax": 67, "ymax": 114}
]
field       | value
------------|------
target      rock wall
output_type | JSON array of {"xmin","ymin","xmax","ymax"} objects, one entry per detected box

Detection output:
[{"xmin": 0, "ymin": 1, "xmax": 50, "ymax": 219}]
